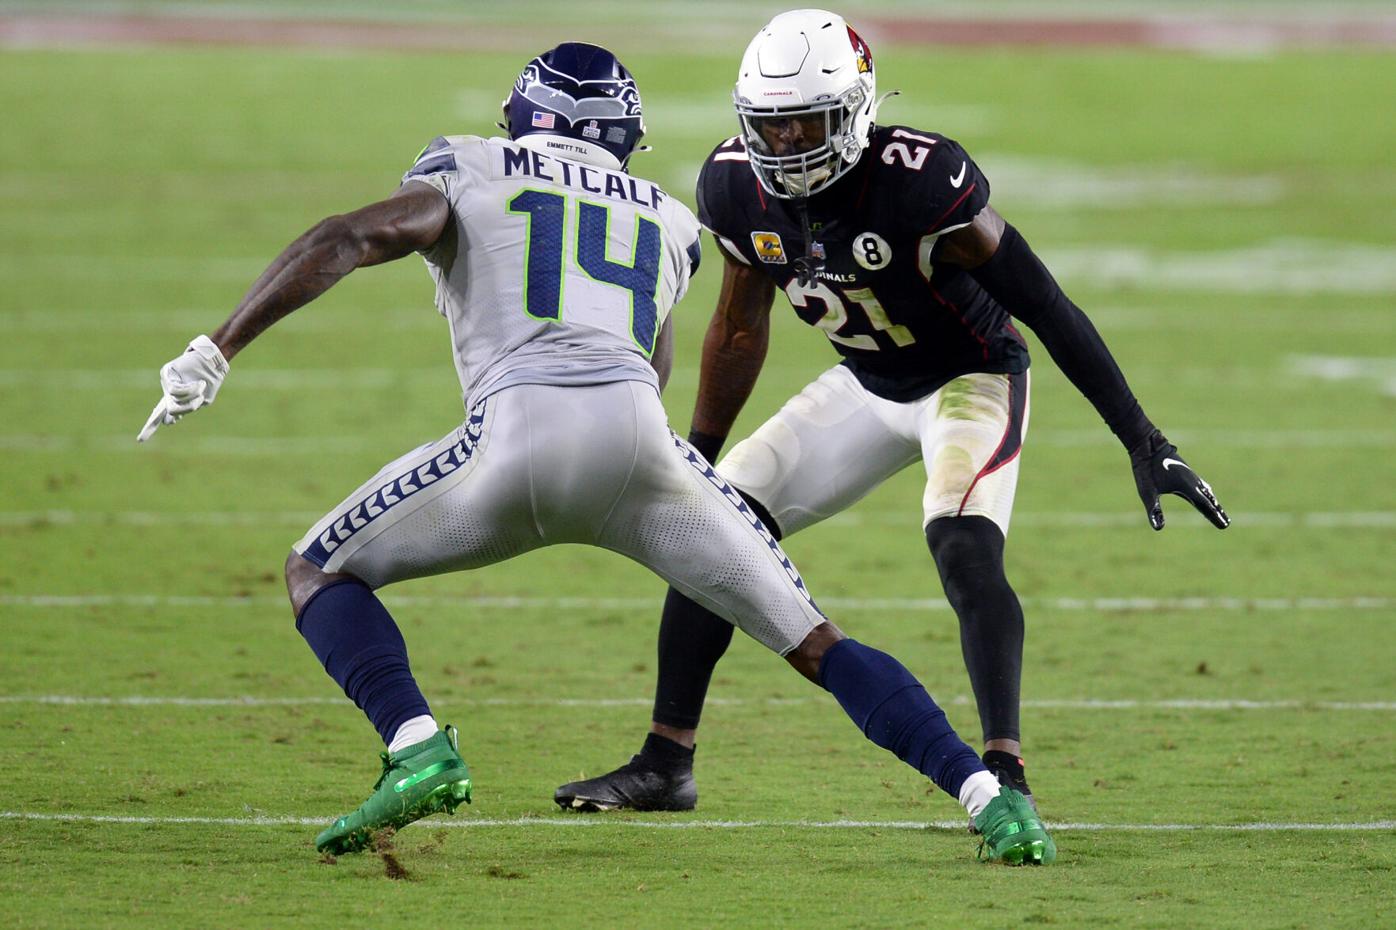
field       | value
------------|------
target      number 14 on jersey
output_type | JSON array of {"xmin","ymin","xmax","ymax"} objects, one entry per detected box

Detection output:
[{"xmin": 507, "ymin": 189, "xmax": 663, "ymax": 356}]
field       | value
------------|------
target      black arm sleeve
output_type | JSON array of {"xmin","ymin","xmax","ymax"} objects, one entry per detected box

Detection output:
[{"xmin": 969, "ymin": 223, "xmax": 1154, "ymax": 451}]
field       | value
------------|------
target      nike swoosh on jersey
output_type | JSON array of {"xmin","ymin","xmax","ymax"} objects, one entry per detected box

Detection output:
[
  {"xmin": 950, "ymin": 161, "xmax": 967, "ymax": 188},
  {"xmin": 1161, "ymin": 457, "xmax": 1187, "ymax": 471}
]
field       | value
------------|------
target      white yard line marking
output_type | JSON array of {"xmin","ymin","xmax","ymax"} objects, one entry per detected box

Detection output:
[
  {"xmin": 982, "ymin": 155, "xmax": 1283, "ymax": 209},
  {"xmin": 1292, "ymin": 355, "xmax": 1396, "ymax": 397},
  {"xmin": 1, "ymin": 594, "xmax": 1391, "ymax": 612},
  {"xmin": 0, "ymin": 369, "xmax": 449, "ymax": 390},
  {"xmin": 6, "ymin": 509, "xmax": 1391, "ymax": 529},
  {"xmin": 8, "ymin": 307, "xmax": 1395, "ymax": 336},
  {"xmin": 1088, "ymin": 307, "xmax": 1395, "ymax": 334},
  {"xmin": 3, "ymin": 811, "xmax": 1391, "ymax": 833},
  {"xmin": 0, "ymin": 309, "xmax": 441, "ymax": 332},
  {"xmin": 0, "ymin": 368, "xmax": 1324, "ymax": 391},
  {"xmin": 5, "ymin": 428, "xmax": 1393, "ymax": 454},
  {"xmin": 0, "ymin": 510, "xmax": 324, "ymax": 527},
  {"xmin": 2, "ymin": 695, "xmax": 1392, "ymax": 711},
  {"xmin": 1043, "ymin": 240, "xmax": 1396, "ymax": 295}
]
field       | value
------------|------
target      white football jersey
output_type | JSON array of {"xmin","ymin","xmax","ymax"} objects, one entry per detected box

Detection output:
[{"xmin": 402, "ymin": 134, "xmax": 702, "ymax": 407}]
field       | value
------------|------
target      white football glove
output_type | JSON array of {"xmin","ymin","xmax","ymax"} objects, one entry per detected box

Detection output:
[{"xmin": 136, "ymin": 335, "xmax": 230, "ymax": 442}]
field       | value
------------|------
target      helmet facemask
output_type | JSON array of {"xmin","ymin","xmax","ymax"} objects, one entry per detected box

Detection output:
[
  {"xmin": 732, "ymin": 12, "xmax": 879, "ymax": 200},
  {"xmin": 737, "ymin": 81, "xmax": 869, "ymax": 198}
]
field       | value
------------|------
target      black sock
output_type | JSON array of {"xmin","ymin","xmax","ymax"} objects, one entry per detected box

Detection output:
[
  {"xmin": 651, "ymin": 588, "xmax": 734, "ymax": 729},
  {"xmin": 636, "ymin": 732, "xmax": 695, "ymax": 773},
  {"xmin": 983, "ymin": 749, "xmax": 1026, "ymax": 775},
  {"xmin": 650, "ymin": 490, "xmax": 779, "ymax": 730},
  {"xmin": 982, "ymin": 749, "xmax": 1030, "ymax": 792},
  {"xmin": 925, "ymin": 515, "xmax": 1024, "ymax": 744}
]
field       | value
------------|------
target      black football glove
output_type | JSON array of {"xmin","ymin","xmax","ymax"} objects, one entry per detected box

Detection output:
[{"xmin": 1128, "ymin": 429, "xmax": 1230, "ymax": 531}]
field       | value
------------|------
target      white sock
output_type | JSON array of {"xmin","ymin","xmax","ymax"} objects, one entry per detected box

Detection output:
[
  {"xmin": 958, "ymin": 769, "xmax": 1002, "ymax": 819},
  {"xmin": 388, "ymin": 714, "xmax": 439, "ymax": 754}
]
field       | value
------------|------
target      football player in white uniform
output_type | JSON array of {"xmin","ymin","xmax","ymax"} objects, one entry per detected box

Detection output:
[
  {"xmin": 137, "ymin": 43, "xmax": 1054, "ymax": 863},
  {"xmin": 556, "ymin": 10, "xmax": 1228, "ymax": 819}
]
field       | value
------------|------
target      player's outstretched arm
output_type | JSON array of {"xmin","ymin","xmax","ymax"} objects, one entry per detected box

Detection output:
[
  {"xmin": 137, "ymin": 182, "xmax": 450, "ymax": 442},
  {"xmin": 940, "ymin": 205, "xmax": 1229, "ymax": 531},
  {"xmin": 686, "ymin": 250, "xmax": 776, "ymax": 462}
]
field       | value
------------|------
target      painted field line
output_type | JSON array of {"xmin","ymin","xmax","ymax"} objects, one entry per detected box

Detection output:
[
  {"xmin": 0, "ymin": 309, "xmax": 439, "ymax": 332},
  {"xmin": 4, "ymin": 811, "xmax": 1392, "ymax": 833},
  {"xmin": 2, "ymin": 695, "xmax": 1392, "ymax": 711},
  {"xmin": 5, "ymin": 428, "xmax": 1394, "ymax": 455},
  {"xmin": 5, "ymin": 509, "xmax": 1393, "ymax": 530},
  {"xmin": 0, "ymin": 369, "xmax": 446, "ymax": 390},
  {"xmin": 2, "ymin": 593, "xmax": 1391, "ymax": 612},
  {"xmin": 0, "ymin": 367, "xmax": 1326, "ymax": 391}
]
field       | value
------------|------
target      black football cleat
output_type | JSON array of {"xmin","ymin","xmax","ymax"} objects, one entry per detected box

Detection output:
[{"xmin": 554, "ymin": 756, "xmax": 697, "ymax": 812}]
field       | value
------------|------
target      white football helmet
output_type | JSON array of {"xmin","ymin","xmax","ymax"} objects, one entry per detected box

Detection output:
[{"xmin": 733, "ymin": 9, "xmax": 879, "ymax": 198}]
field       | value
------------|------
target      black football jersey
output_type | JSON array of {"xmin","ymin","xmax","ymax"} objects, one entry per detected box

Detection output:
[{"xmin": 696, "ymin": 125, "xmax": 1029, "ymax": 402}]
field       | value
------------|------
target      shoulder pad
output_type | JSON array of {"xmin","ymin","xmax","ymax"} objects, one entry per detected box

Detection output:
[
  {"xmin": 405, "ymin": 135, "xmax": 463, "ymax": 181},
  {"xmin": 870, "ymin": 126, "xmax": 990, "ymax": 234},
  {"xmin": 696, "ymin": 135, "xmax": 758, "ymax": 237}
]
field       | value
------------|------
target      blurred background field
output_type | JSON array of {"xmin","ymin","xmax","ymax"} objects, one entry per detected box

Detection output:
[{"xmin": 1, "ymin": 2, "xmax": 1393, "ymax": 927}]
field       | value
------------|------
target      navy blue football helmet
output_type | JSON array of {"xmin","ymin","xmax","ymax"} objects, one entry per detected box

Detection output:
[{"xmin": 503, "ymin": 43, "xmax": 645, "ymax": 170}]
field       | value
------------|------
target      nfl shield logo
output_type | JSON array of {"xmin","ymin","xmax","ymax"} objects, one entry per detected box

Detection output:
[
  {"xmin": 811, "ymin": 241, "xmax": 826, "ymax": 259},
  {"xmin": 582, "ymin": 120, "xmax": 602, "ymax": 140},
  {"xmin": 531, "ymin": 111, "xmax": 555, "ymax": 129}
]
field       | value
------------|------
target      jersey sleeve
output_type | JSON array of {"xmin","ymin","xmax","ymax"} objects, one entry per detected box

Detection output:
[
  {"xmin": 665, "ymin": 199, "xmax": 704, "ymax": 306},
  {"xmin": 695, "ymin": 137, "xmax": 757, "ymax": 266},
  {"xmin": 402, "ymin": 135, "xmax": 461, "ymax": 197}
]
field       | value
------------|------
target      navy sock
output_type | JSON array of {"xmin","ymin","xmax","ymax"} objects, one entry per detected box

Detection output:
[
  {"xmin": 818, "ymin": 638, "xmax": 986, "ymax": 799},
  {"xmin": 295, "ymin": 580, "xmax": 432, "ymax": 746}
]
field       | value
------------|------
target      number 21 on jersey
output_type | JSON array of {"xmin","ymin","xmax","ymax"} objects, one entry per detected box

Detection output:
[
  {"xmin": 785, "ymin": 279, "xmax": 916, "ymax": 351},
  {"xmin": 507, "ymin": 189, "xmax": 663, "ymax": 356}
]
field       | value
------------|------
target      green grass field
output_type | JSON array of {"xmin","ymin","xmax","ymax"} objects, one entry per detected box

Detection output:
[{"xmin": 2, "ymin": 14, "xmax": 1394, "ymax": 929}]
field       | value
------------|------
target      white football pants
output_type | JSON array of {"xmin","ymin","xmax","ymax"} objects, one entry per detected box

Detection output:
[
  {"xmin": 293, "ymin": 380, "xmax": 825, "ymax": 655},
  {"xmin": 717, "ymin": 365, "xmax": 1030, "ymax": 537}
]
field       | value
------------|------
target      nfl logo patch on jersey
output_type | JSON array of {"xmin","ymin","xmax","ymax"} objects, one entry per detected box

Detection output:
[{"xmin": 751, "ymin": 232, "xmax": 787, "ymax": 264}]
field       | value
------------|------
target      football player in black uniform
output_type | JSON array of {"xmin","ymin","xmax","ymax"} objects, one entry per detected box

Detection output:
[{"xmin": 556, "ymin": 9, "xmax": 1229, "ymax": 815}]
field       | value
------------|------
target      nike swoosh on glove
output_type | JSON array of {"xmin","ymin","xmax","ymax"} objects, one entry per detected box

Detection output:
[{"xmin": 1128, "ymin": 429, "xmax": 1230, "ymax": 531}]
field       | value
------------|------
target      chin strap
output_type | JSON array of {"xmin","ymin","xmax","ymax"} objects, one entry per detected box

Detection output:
[{"xmin": 791, "ymin": 196, "xmax": 824, "ymax": 288}]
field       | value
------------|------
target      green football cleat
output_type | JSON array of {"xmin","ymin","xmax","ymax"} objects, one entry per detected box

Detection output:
[
  {"xmin": 973, "ymin": 786, "xmax": 1057, "ymax": 866},
  {"xmin": 315, "ymin": 725, "xmax": 473, "ymax": 855}
]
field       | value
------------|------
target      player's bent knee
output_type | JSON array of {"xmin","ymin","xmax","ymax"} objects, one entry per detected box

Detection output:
[
  {"xmin": 925, "ymin": 514, "xmax": 1004, "ymax": 570},
  {"xmin": 284, "ymin": 549, "xmax": 358, "ymax": 619},
  {"xmin": 785, "ymin": 621, "xmax": 846, "ymax": 684}
]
